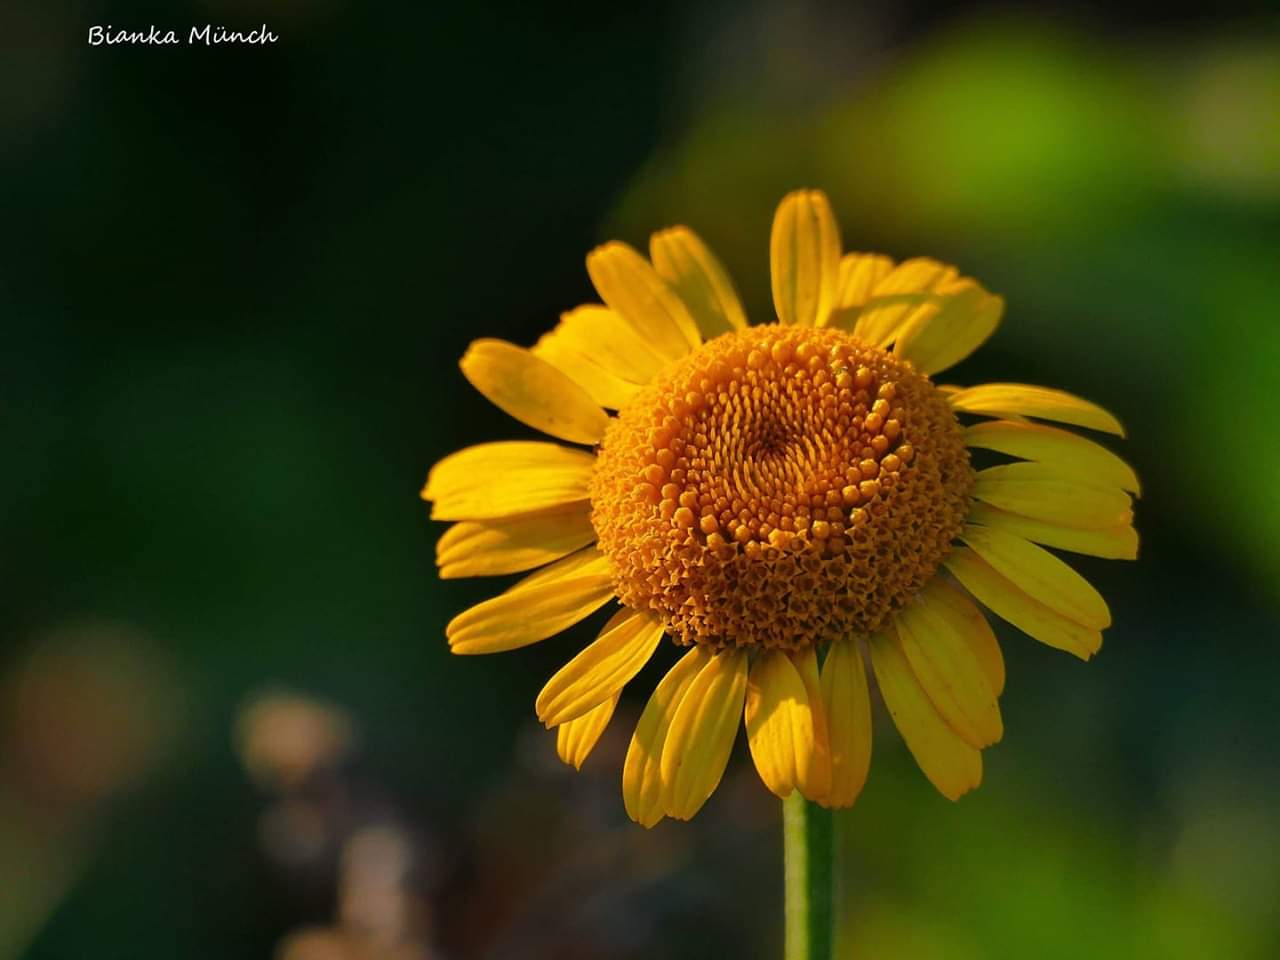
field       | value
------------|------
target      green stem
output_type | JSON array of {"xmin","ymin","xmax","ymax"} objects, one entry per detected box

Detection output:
[{"xmin": 783, "ymin": 792, "xmax": 836, "ymax": 960}]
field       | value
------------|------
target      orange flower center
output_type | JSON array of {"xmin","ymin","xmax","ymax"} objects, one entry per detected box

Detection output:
[{"xmin": 589, "ymin": 325, "xmax": 974, "ymax": 652}]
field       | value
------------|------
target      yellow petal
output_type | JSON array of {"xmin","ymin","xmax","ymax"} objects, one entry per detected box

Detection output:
[
  {"xmin": 623, "ymin": 646, "xmax": 710, "ymax": 827},
  {"xmin": 791, "ymin": 648, "xmax": 832, "ymax": 803},
  {"xmin": 530, "ymin": 337, "xmax": 639, "ymax": 410},
  {"xmin": 436, "ymin": 507, "xmax": 597, "ymax": 579},
  {"xmin": 770, "ymin": 189, "xmax": 841, "ymax": 327},
  {"xmin": 973, "ymin": 462, "xmax": 1133, "ymax": 530},
  {"xmin": 536, "ymin": 608, "xmax": 665, "ymax": 726},
  {"xmin": 819, "ymin": 639, "xmax": 872, "ymax": 808},
  {"xmin": 944, "ymin": 547, "xmax": 1102, "ymax": 660},
  {"xmin": 850, "ymin": 258, "xmax": 958, "ymax": 347},
  {"xmin": 896, "ymin": 589, "xmax": 1002, "ymax": 749},
  {"xmin": 660, "ymin": 648, "xmax": 749, "ymax": 820},
  {"xmin": 422, "ymin": 441, "xmax": 594, "ymax": 521},
  {"xmin": 535, "ymin": 304, "xmax": 667, "ymax": 390},
  {"xmin": 650, "ymin": 226, "xmax": 747, "ymax": 337},
  {"xmin": 893, "ymin": 279, "xmax": 1004, "ymax": 376},
  {"xmin": 926, "ymin": 580, "xmax": 1005, "ymax": 697},
  {"xmin": 555, "ymin": 695, "xmax": 618, "ymax": 770},
  {"xmin": 966, "ymin": 419, "xmax": 1139, "ymax": 495},
  {"xmin": 586, "ymin": 242, "xmax": 701, "ymax": 361},
  {"xmin": 445, "ymin": 554, "xmax": 615, "ymax": 655},
  {"xmin": 869, "ymin": 624, "xmax": 982, "ymax": 802},
  {"xmin": 744, "ymin": 651, "xmax": 814, "ymax": 799},
  {"xmin": 512, "ymin": 544, "xmax": 608, "ymax": 589},
  {"xmin": 459, "ymin": 339, "xmax": 609, "ymax": 444},
  {"xmin": 968, "ymin": 501, "xmax": 1139, "ymax": 561},
  {"xmin": 948, "ymin": 383, "xmax": 1125, "ymax": 437},
  {"xmin": 961, "ymin": 524, "xmax": 1110, "ymax": 629},
  {"xmin": 826, "ymin": 252, "xmax": 895, "ymax": 322}
]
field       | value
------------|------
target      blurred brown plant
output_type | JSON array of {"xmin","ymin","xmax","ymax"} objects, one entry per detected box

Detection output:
[{"xmin": 0, "ymin": 621, "xmax": 182, "ymax": 959}]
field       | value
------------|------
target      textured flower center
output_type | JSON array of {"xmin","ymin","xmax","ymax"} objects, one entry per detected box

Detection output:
[{"xmin": 590, "ymin": 325, "xmax": 973, "ymax": 652}]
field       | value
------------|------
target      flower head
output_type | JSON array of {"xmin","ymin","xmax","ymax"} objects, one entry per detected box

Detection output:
[
  {"xmin": 424, "ymin": 190, "xmax": 1138, "ymax": 826},
  {"xmin": 592, "ymin": 323, "xmax": 972, "ymax": 653}
]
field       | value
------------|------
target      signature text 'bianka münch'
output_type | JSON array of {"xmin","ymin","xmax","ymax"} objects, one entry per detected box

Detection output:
[{"xmin": 87, "ymin": 25, "xmax": 279, "ymax": 46}]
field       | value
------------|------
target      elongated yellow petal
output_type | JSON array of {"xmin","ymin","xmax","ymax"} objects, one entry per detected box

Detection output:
[
  {"xmin": 825, "ymin": 252, "xmax": 895, "ymax": 323},
  {"xmin": 944, "ymin": 547, "xmax": 1102, "ymax": 660},
  {"xmin": 744, "ymin": 651, "xmax": 814, "ymax": 799},
  {"xmin": 896, "ymin": 590, "xmax": 1002, "ymax": 749},
  {"xmin": 555, "ymin": 695, "xmax": 618, "ymax": 770},
  {"xmin": 967, "ymin": 419, "xmax": 1141, "ymax": 496},
  {"xmin": 961, "ymin": 524, "xmax": 1110, "ymax": 629},
  {"xmin": 532, "ymin": 340, "xmax": 640, "ymax": 410},
  {"xmin": 968, "ymin": 501, "xmax": 1139, "ymax": 561},
  {"xmin": 459, "ymin": 339, "xmax": 609, "ymax": 444},
  {"xmin": 512, "ymin": 545, "xmax": 607, "ymax": 589},
  {"xmin": 949, "ymin": 383, "xmax": 1125, "ymax": 437},
  {"xmin": 436, "ymin": 507, "xmax": 597, "ymax": 579},
  {"xmin": 791, "ymin": 648, "xmax": 832, "ymax": 804},
  {"xmin": 536, "ymin": 608, "xmax": 665, "ymax": 726},
  {"xmin": 869, "ymin": 624, "xmax": 982, "ymax": 801},
  {"xmin": 926, "ymin": 580, "xmax": 1005, "ymax": 697},
  {"xmin": 535, "ymin": 304, "xmax": 667, "ymax": 389},
  {"xmin": 422, "ymin": 441, "xmax": 594, "ymax": 521},
  {"xmin": 650, "ymin": 226, "xmax": 747, "ymax": 337},
  {"xmin": 623, "ymin": 647, "xmax": 709, "ymax": 827},
  {"xmin": 445, "ymin": 555, "xmax": 615, "ymax": 655},
  {"xmin": 973, "ymin": 462, "xmax": 1133, "ymax": 530},
  {"xmin": 771, "ymin": 189, "xmax": 841, "ymax": 326},
  {"xmin": 965, "ymin": 420, "xmax": 1140, "ymax": 495},
  {"xmin": 893, "ymin": 279, "xmax": 1004, "ymax": 376},
  {"xmin": 851, "ymin": 258, "xmax": 958, "ymax": 347},
  {"xmin": 586, "ymin": 242, "xmax": 701, "ymax": 361},
  {"xmin": 660, "ymin": 649, "xmax": 749, "ymax": 820},
  {"xmin": 819, "ymin": 639, "xmax": 872, "ymax": 808}
]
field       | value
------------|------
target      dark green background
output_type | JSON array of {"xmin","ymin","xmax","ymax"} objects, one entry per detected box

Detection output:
[{"xmin": 4, "ymin": 2, "xmax": 1278, "ymax": 958}]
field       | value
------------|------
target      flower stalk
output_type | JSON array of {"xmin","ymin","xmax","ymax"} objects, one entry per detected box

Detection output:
[{"xmin": 783, "ymin": 793, "xmax": 836, "ymax": 960}]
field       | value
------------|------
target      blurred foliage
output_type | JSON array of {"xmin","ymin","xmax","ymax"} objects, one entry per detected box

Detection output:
[{"xmin": 2, "ymin": 1, "xmax": 1278, "ymax": 958}]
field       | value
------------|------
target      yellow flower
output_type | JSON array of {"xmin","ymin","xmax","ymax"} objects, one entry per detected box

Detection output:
[{"xmin": 423, "ymin": 190, "xmax": 1138, "ymax": 827}]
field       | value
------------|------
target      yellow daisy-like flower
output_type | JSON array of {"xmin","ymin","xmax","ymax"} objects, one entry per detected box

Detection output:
[{"xmin": 424, "ymin": 190, "xmax": 1138, "ymax": 827}]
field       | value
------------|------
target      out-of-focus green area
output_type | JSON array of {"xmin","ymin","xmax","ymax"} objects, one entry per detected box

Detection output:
[{"xmin": 2, "ymin": 2, "xmax": 1277, "ymax": 958}]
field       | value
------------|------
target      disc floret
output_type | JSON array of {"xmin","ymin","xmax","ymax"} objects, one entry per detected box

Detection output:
[{"xmin": 590, "ymin": 325, "xmax": 973, "ymax": 651}]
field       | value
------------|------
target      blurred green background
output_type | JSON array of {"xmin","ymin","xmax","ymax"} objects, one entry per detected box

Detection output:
[{"xmin": 3, "ymin": 1, "xmax": 1279, "ymax": 958}]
